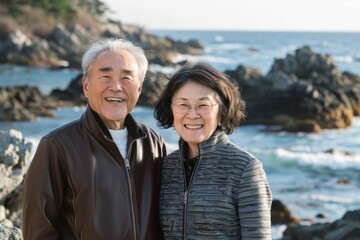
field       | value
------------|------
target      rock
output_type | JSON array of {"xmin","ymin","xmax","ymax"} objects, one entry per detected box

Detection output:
[
  {"xmin": 0, "ymin": 86, "xmax": 54, "ymax": 121},
  {"xmin": 336, "ymin": 179, "xmax": 349, "ymax": 185},
  {"xmin": 0, "ymin": 30, "xmax": 65, "ymax": 67},
  {"xmin": 0, "ymin": 223, "xmax": 22, "ymax": 240},
  {"xmin": 138, "ymin": 71, "xmax": 169, "ymax": 106},
  {"xmin": 0, "ymin": 129, "xmax": 32, "ymax": 229},
  {"xmin": 0, "ymin": 20, "xmax": 204, "ymax": 68},
  {"xmin": 225, "ymin": 46, "xmax": 360, "ymax": 132},
  {"xmin": 324, "ymin": 149, "xmax": 352, "ymax": 156},
  {"xmin": 271, "ymin": 199, "xmax": 301, "ymax": 225},
  {"xmin": 283, "ymin": 210, "xmax": 360, "ymax": 240},
  {"xmin": 48, "ymin": 73, "xmax": 87, "ymax": 107}
]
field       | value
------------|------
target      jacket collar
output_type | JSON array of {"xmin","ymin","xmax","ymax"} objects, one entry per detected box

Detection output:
[
  {"xmin": 179, "ymin": 129, "xmax": 229, "ymax": 159},
  {"xmin": 81, "ymin": 105, "xmax": 147, "ymax": 143}
]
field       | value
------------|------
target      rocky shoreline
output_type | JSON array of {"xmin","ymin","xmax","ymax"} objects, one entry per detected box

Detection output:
[
  {"xmin": 1, "ymin": 129, "xmax": 359, "ymax": 239},
  {"xmin": 1, "ymin": 10, "xmax": 360, "ymax": 240},
  {"xmin": 0, "ymin": 21, "xmax": 359, "ymax": 132}
]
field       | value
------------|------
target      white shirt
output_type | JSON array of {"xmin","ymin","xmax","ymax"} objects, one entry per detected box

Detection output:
[{"xmin": 109, "ymin": 128, "xmax": 128, "ymax": 158}]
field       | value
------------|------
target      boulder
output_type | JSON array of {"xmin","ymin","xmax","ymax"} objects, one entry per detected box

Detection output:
[
  {"xmin": 271, "ymin": 199, "xmax": 300, "ymax": 225},
  {"xmin": 283, "ymin": 210, "xmax": 360, "ymax": 240},
  {"xmin": 0, "ymin": 86, "xmax": 54, "ymax": 121},
  {"xmin": 0, "ymin": 30, "xmax": 65, "ymax": 68},
  {"xmin": 225, "ymin": 46, "xmax": 360, "ymax": 132},
  {"xmin": 0, "ymin": 129, "xmax": 32, "ymax": 229},
  {"xmin": 0, "ymin": 223, "xmax": 22, "ymax": 240}
]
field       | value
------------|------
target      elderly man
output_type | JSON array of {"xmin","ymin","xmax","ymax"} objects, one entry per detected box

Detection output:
[{"xmin": 23, "ymin": 38, "xmax": 168, "ymax": 239}]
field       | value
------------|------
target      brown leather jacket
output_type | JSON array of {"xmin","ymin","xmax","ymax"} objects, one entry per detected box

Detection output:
[{"xmin": 22, "ymin": 106, "xmax": 168, "ymax": 240}]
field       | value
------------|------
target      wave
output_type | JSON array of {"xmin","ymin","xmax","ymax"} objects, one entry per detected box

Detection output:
[
  {"xmin": 208, "ymin": 43, "xmax": 246, "ymax": 50},
  {"xmin": 333, "ymin": 55, "xmax": 354, "ymax": 63},
  {"xmin": 276, "ymin": 148, "xmax": 360, "ymax": 170},
  {"xmin": 302, "ymin": 193, "xmax": 354, "ymax": 204},
  {"xmin": 172, "ymin": 53, "xmax": 231, "ymax": 66},
  {"xmin": 148, "ymin": 64, "xmax": 176, "ymax": 74}
]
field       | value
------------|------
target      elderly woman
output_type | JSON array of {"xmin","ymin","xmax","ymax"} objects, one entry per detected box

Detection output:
[{"xmin": 154, "ymin": 62, "xmax": 272, "ymax": 239}]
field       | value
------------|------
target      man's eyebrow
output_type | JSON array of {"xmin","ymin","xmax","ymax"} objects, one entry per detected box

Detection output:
[
  {"xmin": 122, "ymin": 69, "xmax": 135, "ymax": 76},
  {"xmin": 98, "ymin": 67, "xmax": 134, "ymax": 76},
  {"xmin": 99, "ymin": 67, "xmax": 113, "ymax": 73}
]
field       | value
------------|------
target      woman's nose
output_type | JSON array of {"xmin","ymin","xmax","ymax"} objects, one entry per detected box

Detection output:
[{"xmin": 187, "ymin": 105, "xmax": 200, "ymax": 117}]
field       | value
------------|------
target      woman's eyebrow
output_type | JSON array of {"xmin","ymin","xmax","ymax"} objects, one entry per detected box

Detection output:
[{"xmin": 173, "ymin": 96, "xmax": 212, "ymax": 102}]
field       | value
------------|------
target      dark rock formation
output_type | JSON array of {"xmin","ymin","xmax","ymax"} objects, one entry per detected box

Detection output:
[
  {"xmin": 283, "ymin": 210, "xmax": 360, "ymax": 240},
  {"xmin": 271, "ymin": 199, "xmax": 300, "ymax": 225},
  {"xmin": 0, "ymin": 86, "xmax": 54, "ymax": 121},
  {"xmin": 2, "ymin": 42, "xmax": 360, "ymax": 134},
  {"xmin": 137, "ymin": 71, "xmax": 169, "ymax": 107},
  {"xmin": 225, "ymin": 46, "xmax": 360, "ymax": 132},
  {"xmin": 48, "ymin": 73, "xmax": 87, "ymax": 107},
  {"xmin": 0, "ymin": 22, "xmax": 204, "ymax": 69}
]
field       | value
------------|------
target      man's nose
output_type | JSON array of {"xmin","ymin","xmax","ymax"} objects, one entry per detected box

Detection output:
[{"xmin": 110, "ymin": 79, "xmax": 124, "ymax": 91}]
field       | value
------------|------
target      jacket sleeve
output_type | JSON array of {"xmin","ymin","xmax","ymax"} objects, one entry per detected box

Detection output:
[
  {"xmin": 237, "ymin": 158, "xmax": 272, "ymax": 239},
  {"xmin": 22, "ymin": 136, "xmax": 65, "ymax": 240}
]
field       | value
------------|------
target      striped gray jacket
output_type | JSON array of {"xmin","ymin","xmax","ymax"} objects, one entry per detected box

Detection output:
[{"xmin": 159, "ymin": 130, "xmax": 272, "ymax": 239}]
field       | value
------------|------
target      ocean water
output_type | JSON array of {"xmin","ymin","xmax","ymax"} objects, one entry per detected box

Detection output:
[{"xmin": 1, "ymin": 31, "xmax": 360, "ymax": 239}]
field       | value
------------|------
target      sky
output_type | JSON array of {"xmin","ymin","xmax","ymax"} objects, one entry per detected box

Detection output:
[{"xmin": 102, "ymin": 0, "xmax": 360, "ymax": 32}]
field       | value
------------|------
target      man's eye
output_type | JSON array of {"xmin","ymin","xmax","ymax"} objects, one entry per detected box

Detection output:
[
  {"xmin": 123, "ymin": 76, "xmax": 135, "ymax": 82},
  {"xmin": 100, "ymin": 76, "xmax": 111, "ymax": 83}
]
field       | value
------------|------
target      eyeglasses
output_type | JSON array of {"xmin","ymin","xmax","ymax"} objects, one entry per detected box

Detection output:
[{"xmin": 172, "ymin": 102, "xmax": 219, "ymax": 114}]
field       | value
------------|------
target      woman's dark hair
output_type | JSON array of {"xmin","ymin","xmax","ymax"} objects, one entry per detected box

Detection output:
[{"xmin": 153, "ymin": 62, "xmax": 246, "ymax": 134}]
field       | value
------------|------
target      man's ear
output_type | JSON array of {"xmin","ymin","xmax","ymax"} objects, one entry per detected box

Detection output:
[
  {"xmin": 137, "ymin": 82, "xmax": 143, "ymax": 93},
  {"xmin": 82, "ymin": 76, "xmax": 89, "ymax": 97}
]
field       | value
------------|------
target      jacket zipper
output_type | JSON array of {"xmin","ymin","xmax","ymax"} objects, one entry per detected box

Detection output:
[
  {"xmin": 105, "ymin": 134, "xmax": 139, "ymax": 239},
  {"xmin": 125, "ymin": 142, "xmax": 139, "ymax": 240},
  {"xmin": 182, "ymin": 154, "xmax": 201, "ymax": 240},
  {"xmin": 183, "ymin": 190, "xmax": 188, "ymax": 240}
]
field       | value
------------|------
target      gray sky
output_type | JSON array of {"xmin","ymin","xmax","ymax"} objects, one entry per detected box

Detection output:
[{"xmin": 103, "ymin": 0, "xmax": 360, "ymax": 32}]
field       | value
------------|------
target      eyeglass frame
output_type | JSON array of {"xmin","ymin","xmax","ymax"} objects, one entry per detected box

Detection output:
[{"xmin": 171, "ymin": 102, "xmax": 219, "ymax": 114}]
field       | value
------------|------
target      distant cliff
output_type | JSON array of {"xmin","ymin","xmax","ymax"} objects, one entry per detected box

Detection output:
[{"xmin": 0, "ymin": 2, "xmax": 204, "ymax": 68}]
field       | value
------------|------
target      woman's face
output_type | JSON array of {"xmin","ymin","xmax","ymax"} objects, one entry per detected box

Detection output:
[{"xmin": 171, "ymin": 81, "xmax": 220, "ymax": 155}]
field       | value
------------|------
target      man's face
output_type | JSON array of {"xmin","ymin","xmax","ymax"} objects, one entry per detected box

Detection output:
[{"xmin": 83, "ymin": 49, "xmax": 142, "ymax": 129}]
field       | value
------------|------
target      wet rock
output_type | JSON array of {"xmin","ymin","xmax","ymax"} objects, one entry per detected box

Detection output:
[
  {"xmin": 0, "ymin": 86, "xmax": 54, "ymax": 121},
  {"xmin": 271, "ymin": 199, "xmax": 300, "ymax": 225},
  {"xmin": 283, "ymin": 210, "xmax": 360, "ymax": 240},
  {"xmin": 225, "ymin": 46, "xmax": 360, "ymax": 132}
]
